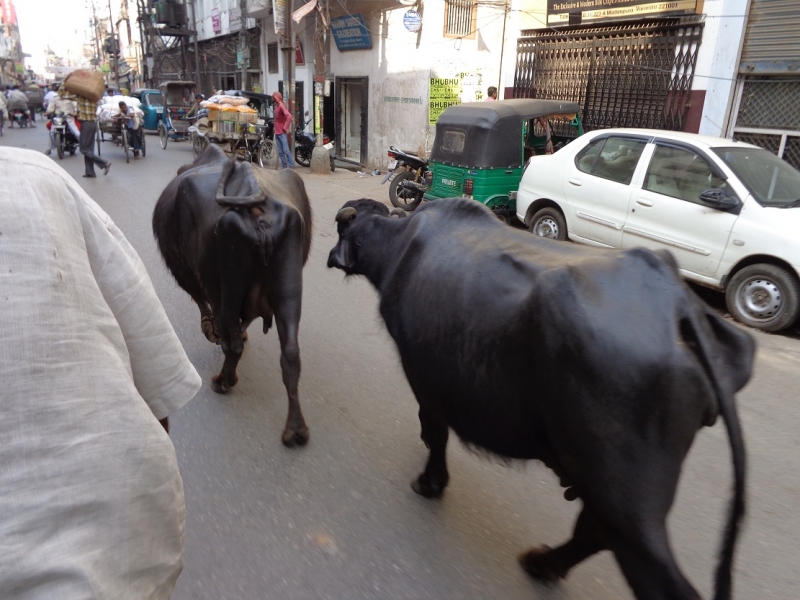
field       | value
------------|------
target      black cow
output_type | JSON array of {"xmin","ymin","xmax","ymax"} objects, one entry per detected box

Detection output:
[
  {"xmin": 153, "ymin": 145, "xmax": 312, "ymax": 446},
  {"xmin": 327, "ymin": 198, "xmax": 754, "ymax": 600}
]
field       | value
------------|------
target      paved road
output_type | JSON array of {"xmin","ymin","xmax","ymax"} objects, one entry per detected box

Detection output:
[{"xmin": 3, "ymin": 126, "xmax": 799, "ymax": 599}]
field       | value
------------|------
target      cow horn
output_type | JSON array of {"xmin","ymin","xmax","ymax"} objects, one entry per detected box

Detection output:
[
  {"xmin": 335, "ymin": 207, "xmax": 357, "ymax": 224},
  {"xmin": 390, "ymin": 208, "xmax": 407, "ymax": 218}
]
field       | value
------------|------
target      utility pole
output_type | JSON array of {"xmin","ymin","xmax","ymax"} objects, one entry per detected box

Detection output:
[
  {"xmin": 309, "ymin": 0, "xmax": 331, "ymax": 173},
  {"xmin": 191, "ymin": 0, "xmax": 200, "ymax": 88},
  {"xmin": 239, "ymin": 0, "xmax": 248, "ymax": 88},
  {"xmin": 108, "ymin": 0, "xmax": 119, "ymax": 88}
]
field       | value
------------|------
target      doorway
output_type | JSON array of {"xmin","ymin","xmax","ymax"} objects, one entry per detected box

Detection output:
[{"xmin": 335, "ymin": 77, "xmax": 368, "ymax": 165}]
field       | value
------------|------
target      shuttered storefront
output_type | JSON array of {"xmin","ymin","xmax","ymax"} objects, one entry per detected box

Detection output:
[
  {"xmin": 513, "ymin": 17, "xmax": 703, "ymax": 133},
  {"xmin": 729, "ymin": 0, "xmax": 800, "ymax": 169}
]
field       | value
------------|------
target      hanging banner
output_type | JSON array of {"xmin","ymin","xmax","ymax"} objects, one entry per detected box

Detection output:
[
  {"xmin": 547, "ymin": 0, "xmax": 697, "ymax": 25},
  {"xmin": 211, "ymin": 7, "xmax": 221, "ymax": 33},
  {"xmin": 292, "ymin": 0, "xmax": 317, "ymax": 23}
]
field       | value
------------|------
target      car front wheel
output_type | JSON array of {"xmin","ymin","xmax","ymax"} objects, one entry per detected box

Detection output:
[
  {"xmin": 726, "ymin": 264, "xmax": 800, "ymax": 332},
  {"xmin": 529, "ymin": 207, "xmax": 567, "ymax": 241}
]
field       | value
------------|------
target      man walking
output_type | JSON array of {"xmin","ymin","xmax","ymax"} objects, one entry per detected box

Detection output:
[
  {"xmin": 272, "ymin": 91, "xmax": 295, "ymax": 169},
  {"xmin": 60, "ymin": 88, "xmax": 111, "ymax": 178}
]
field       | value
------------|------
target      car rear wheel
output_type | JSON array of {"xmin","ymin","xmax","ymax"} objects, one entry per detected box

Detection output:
[
  {"xmin": 726, "ymin": 264, "xmax": 800, "ymax": 332},
  {"xmin": 529, "ymin": 207, "xmax": 567, "ymax": 241}
]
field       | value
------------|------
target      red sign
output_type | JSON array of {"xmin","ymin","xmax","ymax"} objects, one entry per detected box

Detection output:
[
  {"xmin": 211, "ymin": 7, "xmax": 221, "ymax": 33},
  {"xmin": 1, "ymin": 0, "xmax": 18, "ymax": 25}
]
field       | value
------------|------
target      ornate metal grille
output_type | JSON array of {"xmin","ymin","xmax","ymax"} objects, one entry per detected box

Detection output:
[
  {"xmin": 737, "ymin": 79, "xmax": 800, "ymax": 130},
  {"xmin": 513, "ymin": 18, "xmax": 703, "ymax": 132},
  {"xmin": 731, "ymin": 78, "xmax": 800, "ymax": 170}
]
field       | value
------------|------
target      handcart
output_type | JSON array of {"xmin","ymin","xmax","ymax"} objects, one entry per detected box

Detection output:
[{"xmin": 96, "ymin": 116, "xmax": 146, "ymax": 163}]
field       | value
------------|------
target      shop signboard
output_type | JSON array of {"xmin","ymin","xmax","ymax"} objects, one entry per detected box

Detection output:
[
  {"xmin": 429, "ymin": 77, "xmax": 461, "ymax": 125},
  {"xmin": 273, "ymin": 0, "xmax": 286, "ymax": 35},
  {"xmin": 330, "ymin": 14, "xmax": 372, "ymax": 51},
  {"xmin": 403, "ymin": 10, "xmax": 421, "ymax": 33},
  {"xmin": 211, "ymin": 7, "xmax": 221, "ymax": 33},
  {"xmin": 547, "ymin": 0, "xmax": 697, "ymax": 25}
]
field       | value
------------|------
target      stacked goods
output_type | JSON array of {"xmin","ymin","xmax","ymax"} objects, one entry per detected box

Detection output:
[
  {"xmin": 206, "ymin": 103, "xmax": 258, "ymax": 124},
  {"xmin": 64, "ymin": 69, "xmax": 106, "ymax": 102},
  {"xmin": 96, "ymin": 96, "xmax": 142, "ymax": 122}
]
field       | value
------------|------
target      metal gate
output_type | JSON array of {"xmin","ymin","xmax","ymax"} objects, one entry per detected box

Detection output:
[
  {"xmin": 513, "ymin": 18, "xmax": 703, "ymax": 132},
  {"xmin": 730, "ymin": 78, "xmax": 800, "ymax": 170}
]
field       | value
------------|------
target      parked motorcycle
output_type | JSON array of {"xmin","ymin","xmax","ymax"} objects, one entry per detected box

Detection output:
[
  {"xmin": 381, "ymin": 146, "xmax": 429, "ymax": 211},
  {"xmin": 51, "ymin": 113, "xmax": 79, "ymax": 159},
  {"xmin": 294, "ymin": 116, "xmax": 335, "ymax": 171},
  {"xmin": 10, "ymin": 108, "xmax": 29, "ymax": 128}
]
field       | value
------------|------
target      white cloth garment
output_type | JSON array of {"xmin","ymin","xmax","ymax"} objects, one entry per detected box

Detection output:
[{"xmin": 0, "ymin": 148, "xmax": 202, "ymax": 599}]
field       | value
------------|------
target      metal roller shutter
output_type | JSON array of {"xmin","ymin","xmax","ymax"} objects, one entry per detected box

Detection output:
[{"xmin": 740, "ymin": 0, "xmax": 800, "ymax": 74}]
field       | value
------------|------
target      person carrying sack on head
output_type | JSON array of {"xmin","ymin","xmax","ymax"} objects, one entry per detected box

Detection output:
[{"xmin": 59, "ymin": 87, "xmax": 112, "ymax": 178}]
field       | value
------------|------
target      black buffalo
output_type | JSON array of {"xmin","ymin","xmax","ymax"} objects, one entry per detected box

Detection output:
[
  {"xmin": 153, "ymin": 145, "xmax": 312, "ymax": 446},
  {"xmin": 327, "ymin": 197, "xmax": 754, "ymax": 600}
]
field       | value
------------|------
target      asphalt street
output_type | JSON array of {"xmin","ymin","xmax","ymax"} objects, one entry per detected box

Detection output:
[{"xmin": 3, "ymin": 125, "xmax": 799, "ymax": 600}]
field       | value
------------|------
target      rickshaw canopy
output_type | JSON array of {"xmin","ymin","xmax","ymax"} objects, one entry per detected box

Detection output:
[
  {"xmin": 430, "ymin": 99, "xmax": 582, "ymax": 169},
  {"xmin": 159, "ymin": 81, "xmax": 196, "ymax": 106}
]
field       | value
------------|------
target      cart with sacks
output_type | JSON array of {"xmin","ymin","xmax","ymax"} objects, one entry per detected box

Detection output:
[
  {"xmin": 95, "ymin": 95, "xmax": 146, "ymax": 163},
  {"xmin": 190, "ymin": 92, "xmax": 277, "ymax": 168}
]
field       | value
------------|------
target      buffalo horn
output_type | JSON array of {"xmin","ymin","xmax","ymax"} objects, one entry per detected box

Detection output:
[
  {"xmin": 390, "ymin": 208, "xmax": 407, "ymax": 218},
  {"xmin": 335, "ymin": 207, "xmax": 357, "ymax": 224}
]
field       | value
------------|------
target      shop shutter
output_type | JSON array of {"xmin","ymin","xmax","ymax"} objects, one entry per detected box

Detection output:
[{"xmin": 740, "ymin": 0, "xmax": 800, "ymax": 73}]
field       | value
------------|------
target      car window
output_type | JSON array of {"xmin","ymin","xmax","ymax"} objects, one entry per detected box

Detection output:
[
  {"xmin": 144, "ymin": 94, "xmax": 163, "ymax": 108},
  {"xmin": 712, "ymin": 146, "xmax": 800, "ymax": 207},
  {"xmin": 575, "ymin": 136, "xmax": 646, "ymax": 185},
  {"xmin": 644, "ymin": 145, "xmax": 728, "ymax": 205}
]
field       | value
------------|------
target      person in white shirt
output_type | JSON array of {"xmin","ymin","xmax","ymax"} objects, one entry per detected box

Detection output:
[
  {"xmin": 0, "ymin": 147, "xmax": 201, "ymax": 600},
  {"xmin": 44, "ymin": 87, "xmax": 81, "ymax": 156},
  {"xmin": 42, "ymin": 83, "xmax": 58, "ymax": 111}
]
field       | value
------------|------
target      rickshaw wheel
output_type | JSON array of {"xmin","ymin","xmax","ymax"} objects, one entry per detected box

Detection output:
[
  {"xmin": 141, "ymin": 132, "xmax": 147, "ymax": 157},
  {"xmin": 158, "ymin": 123, "xmax": 168, "ymax": 149},
  {"xmin": 259, "ymin": 140, "xmax": 278, "ymax": 169},
  {"xmin": 529, "ymin": 207, "xmax": 567, "ymax": 241},
  {"xmin": 389, "ymin": 171, "xmax": 423, "ymax": 211},
  {"xmin": 192, "ymin": 133, "xmax": 208, "ymax": 159}
]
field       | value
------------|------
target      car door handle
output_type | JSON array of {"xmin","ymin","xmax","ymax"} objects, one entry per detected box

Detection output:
[
  {"xmin": 568, "ymin": 178, "xmax": 582, "ymax": 187},
  {"xmin": 635, "ymin": 198, "xmax": 654, "ymax": 207}
]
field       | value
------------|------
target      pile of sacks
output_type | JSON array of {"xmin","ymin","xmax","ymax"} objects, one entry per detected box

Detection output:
[
  {"xmin": 201, "ymin": 93, "xmax": 257, "ymax": 115},
  {"xmin": 96, "ymin": 96, "xmax": 142, "ymax": 122}
]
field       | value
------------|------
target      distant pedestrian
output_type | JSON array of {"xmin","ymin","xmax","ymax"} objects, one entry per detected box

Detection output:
[
  {"xmin": 272, "ymin": 91, "xmax": 295, "ymax": 169},
  {"xmin": 484, "ymin": 86, "xmax": 498, "ymax": 102},
  {"xmin": 60, "ymin": 87, "xmax": 111, "ymax": 178}
]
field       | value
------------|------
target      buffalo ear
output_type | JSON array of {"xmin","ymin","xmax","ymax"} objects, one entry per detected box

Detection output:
[{"xmin": 327, "ymin": 238, "xmax": 355, "ymax": 270}]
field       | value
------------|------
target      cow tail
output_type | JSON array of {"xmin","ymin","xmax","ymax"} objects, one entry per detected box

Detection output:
[{"xmin": 679, "ymin": 315, "xmax": 746, "ymax": 600}]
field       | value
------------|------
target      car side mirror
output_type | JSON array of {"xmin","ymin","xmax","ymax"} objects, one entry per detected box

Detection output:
[{"xmin": 699, "ymin": 189, "xmax": 741, "ymax": 212}]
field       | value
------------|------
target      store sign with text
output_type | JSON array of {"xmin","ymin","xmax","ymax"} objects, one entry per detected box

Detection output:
[{"xmin": 547, "ymin": 0, "xmax": 696, "ymax": 25}]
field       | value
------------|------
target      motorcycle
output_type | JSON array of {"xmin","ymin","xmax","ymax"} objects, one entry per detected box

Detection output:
[
  {"xmin": 51, "ymin": 113, "xmax": 79, "ymax": 159},
  {"xmin": 294, "ymin": 116, "xmax": 335, "ymax": 171},
  {"xmin": 10, "ymin": 107, "xmax": 29, "ymax": 128},
  {"xmin": 381, "ymin": 145, "xmax": 429, "ymax": 211}
]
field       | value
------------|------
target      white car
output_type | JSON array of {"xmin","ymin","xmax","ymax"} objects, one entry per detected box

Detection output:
[{"xmin": 516, "ymin": 128, "xmax": 800, "ymax": 332}]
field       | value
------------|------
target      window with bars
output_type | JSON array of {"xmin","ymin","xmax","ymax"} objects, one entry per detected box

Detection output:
[
  {"xmin": 268, "ymin": 43, "xmax": 279, "ymax": 74},
  {"xmin": 444, "ymin": 0, "xmax": 476, "ymax": 39}
]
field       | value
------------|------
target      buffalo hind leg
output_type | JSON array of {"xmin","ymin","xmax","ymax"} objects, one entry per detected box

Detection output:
[
  {"xmin": 610, "ymin": 520, "xmax": 700, "ymax": 600},
  {"xmin": 211, "ymin": 287, "xmax": 247, "ymax": 393},
  {"xmin": 274, "ymin": 303, "xmax": 308, "ymax": 447},
  {"xmin": 411, "ymin": 405, "xmax": 449, "ymax": 498},
  {"xmin": 519, "ymin": 507, "xmax": 607, "ymax": 583},
  {"xmin": 200, "ymin": 301, "xmax": 221, "ymax": 344}
]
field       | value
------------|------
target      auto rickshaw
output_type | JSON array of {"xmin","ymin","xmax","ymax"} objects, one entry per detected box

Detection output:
[
  {"xmin": 422, "ymin": 99, "xmax": 583, "ymax": 221},
  {"xmin": 158, "ymin": 80, "xmax": 196, "ymax": 148},
  {"xmin": 130, "ymin": 88, "xmax": 163, "ymax": 131}
]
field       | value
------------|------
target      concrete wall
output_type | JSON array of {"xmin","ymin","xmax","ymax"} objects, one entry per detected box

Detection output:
[{"xmin": 693, "ymin": 0, "xmax": 749, "ymax": 137}]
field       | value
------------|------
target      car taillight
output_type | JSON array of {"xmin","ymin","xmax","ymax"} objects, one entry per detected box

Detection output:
[
  {"xmin": 323, "ymin": 135, "xmax": 330, "ymax": 144},
  {"xmin": 424, "ymin": 170, "xmax": 433, "ymax": 188},
  {"xmin": 388, "ymin": 151, "xmax": 396, "ymax": 159},
  {"xmin": 463, "ymin": 178, "xmax": 474, "ymax": 196}
]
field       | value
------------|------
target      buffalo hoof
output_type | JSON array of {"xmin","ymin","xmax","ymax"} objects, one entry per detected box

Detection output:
[
  {"xmin": 411, "ymin": 473, "xmax": 447, "ymax": 499},
  {"xmin": 518, "ymin": 546, "xmax": 565, "ymax": 583},
  {"xmin": 211, "ymin": 373, "xmax": 238, "ymax": 394},
  {"xmin": 282, "ymin": 424, "xmax": 310, "ymax": 447}
]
